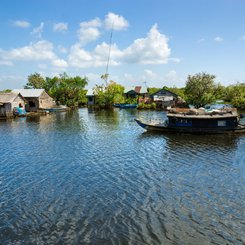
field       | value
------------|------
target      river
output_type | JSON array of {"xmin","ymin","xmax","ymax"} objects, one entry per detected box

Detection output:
[{"xmin": 0, "ymin": 109, "xmax": 244, "ymax": 244}]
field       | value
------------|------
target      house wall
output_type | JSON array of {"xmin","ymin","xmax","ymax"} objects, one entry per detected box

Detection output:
[
  {"xmin": 39, "ymin": 91, "xmax": 54, "ymax": 109},
  {"xmin": 13, "ymin": 96, "xmax": 25, "ymax": 110},
  {"xmin": 87, "ymin": 96, "xmax": 95, "ymax": 106},
  {"xmin": 25, "ymin": 98, "xmax": 39, "ymax": 112},
  {"xmin": 0, "ymin": 103, "xmax": 12, "ymax": 118},
  {"xmin": 25, "ymin": 92, "xmax": 54, "ymax": 112}
]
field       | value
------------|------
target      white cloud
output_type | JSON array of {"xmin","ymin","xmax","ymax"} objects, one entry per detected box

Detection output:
[
  {"xmin": 79, "ymin": 18, "xmax": 102, "ymax": 28},
  {"xmin": 57, "ymin": 45, "xmax": 68, "ymax": 54},
  {"xmin": 168, "ymin": 57, "xmax": 181, "ymax": 63},
  {"xmin": 13, "ymin": 20, "xmax": 31, "ymax": 28},
  {"xmin": 77, "ymin": 18, "xmax": 102, "ymax": 46},
  {"xmin": 214, "ymin": 36, "xmax": 223, "ymax": 42},
  {"xmin": 164, "ymin": 70, "xmax": 184, "ymax": 87},
  {"xmin": 0, "ymin": 41, "xmax": 56, "ymax": 62},
  {"xmin": 52, "ymin": 59, "xmax": 68, "ymax": 68},
  {"xmin": 241, "ymin": 35, "xmax": 245, "ymax": 41},
  {"xmin": 31, "ymin": 22, "xmax": 44, "ymax": 39},
  {"xmin": 105, "ymin": 12, "xmax": 129, "ymax": 30},
  {"xmin": 77, "ymin": 27, "xmax": 100, "ymax": 46},
  {"xmin": 53, "ymin": 22, "xmax": 68, "ymax": 32},
  {"xmin": 68, "ymin": 24, "xmax": 171, "ymax": 68},
  {"xmin": 38, "ymin": 64, "xmax": 47, "ymax": 69},
  {"xmin": 122, "ymin": 24, "xmax": 170, "ymax": 64},
  {"xmin": 68, "ymin": 44, "xmax": 93, "ymax": 68},
  {"xmin": 143, "ymin": 69, "xmax": 157, "ymax": 80},
  {"xmin": 68, "ymin": 42, "xmax": 122, "ymax": 68}
]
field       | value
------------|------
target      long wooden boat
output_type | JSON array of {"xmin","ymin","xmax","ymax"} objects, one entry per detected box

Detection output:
[
  {"xmin": 135, "ymin": 108, "xmax": 245, "ymax": 134},
  {"xmin": 113, "ymin": 103, "xmax": 138, "ymax": 109}
]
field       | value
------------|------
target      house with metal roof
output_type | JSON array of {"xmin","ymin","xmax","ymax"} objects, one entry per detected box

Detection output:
[
  {"xmin": 12, "ymin": 89, "xmax": 54, "ymax": 112},
  {"xmin": 0, "ymin": 92, "xmax": 25, "ymax": 118},
  {"xmin": 86, "ymin": 88, "xmax": 96, "ymax": 106},
  {"xmin": 124, "ymin": 86, "xmax": 148, "ymax": 99},
  {"xmin": 150, "ymin": 88, "xmax": 179, "ymax": 108}
]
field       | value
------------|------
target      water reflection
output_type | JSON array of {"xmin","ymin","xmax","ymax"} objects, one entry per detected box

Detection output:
[{"xmin": 0, "ymin": 109, "xmax": 244, "ymax": 244}]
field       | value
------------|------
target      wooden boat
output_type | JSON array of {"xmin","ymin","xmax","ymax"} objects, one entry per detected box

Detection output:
[
  {"xmin": 135, "ymin": 108, "xmax": 245, "ymax": 134},
  {"xmin": 113, "ymin": 103, "xmax": 138, "ymax": 109},
  {"xmin": 13, "ymin": 107, "xmax": 27, "ymax": 117}
]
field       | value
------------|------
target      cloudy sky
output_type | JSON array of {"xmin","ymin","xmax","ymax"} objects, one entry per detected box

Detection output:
[{"xmin": 1, "ymin": 0, "xmax": 245, "ymax": 90}]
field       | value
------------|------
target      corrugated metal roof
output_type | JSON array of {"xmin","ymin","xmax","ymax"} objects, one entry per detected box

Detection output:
[
  {"xmin": 12, "ymin": 89, "xmax": 44, "ymax": 97},
  {"xmin": 124, "ymin": 86, "xmax": 148, "ymax": 94},
  {"xmin": 0, "ymin": 93, "xmax": 20, "ymax": 103},
  {"xmin": 124, "ymin": 86, "xmax": 136, "ymax": 93}
]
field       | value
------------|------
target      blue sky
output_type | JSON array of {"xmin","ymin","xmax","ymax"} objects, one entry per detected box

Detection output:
[{"xmin": 1, "ymin": 0, "xmax": 245, "ymax": 90}]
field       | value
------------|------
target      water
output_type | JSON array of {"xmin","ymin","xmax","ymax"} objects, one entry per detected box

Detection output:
[{"xmin": 0, "ymin": 109, "xmax": 244, "ymax": 245}]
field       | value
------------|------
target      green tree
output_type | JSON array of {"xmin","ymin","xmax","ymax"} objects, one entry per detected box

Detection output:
[
  {"xmin": 185, "ymin": 72, "xmax": 216, "ymax": 108},
  {"xmin": 48, "ymin": 73, "xmax": 88, "ymax": 107},
  {"xmin": 24, "ymin": 73, "xmax": 88, "ymax": 107},
  {"xmin": 93, "ymin": 81, "xmax": 124, "ymax": 108},
  {"xmin": 25, "ymin": 73, "xmax": 46, "ymax": 89},
  {"xmin": 213, "ymin": 83, "xmax": 226, "ymax": 101},
  {"xmin": 147, "ymin": 87, "xmax": 161, "ymax": 95},
  {"xmin": 0, "ymin": 89, "xmax": 12, "ymax": 93},
  {"xmin": 225, "ymin": 83, "xmax": 245, "ymax": 109}
]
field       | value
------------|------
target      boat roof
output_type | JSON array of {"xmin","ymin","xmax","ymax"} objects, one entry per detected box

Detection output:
[
  {"xmin": 167, "ymin": 113, "xmax": 238, "ymax": 119},
  {"xmin": 167, "ymin": 108, "xmax": 238, "ymax": 119}
]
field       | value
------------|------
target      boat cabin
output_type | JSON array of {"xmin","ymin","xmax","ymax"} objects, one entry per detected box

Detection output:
[{"xmin": 167, "ymin": 108, "xmax": 238, "ymax": 130}]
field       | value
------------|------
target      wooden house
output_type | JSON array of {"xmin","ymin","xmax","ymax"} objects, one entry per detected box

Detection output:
[
  {"xmin": 0, "ymin": 92, "xmax": 25, "ymax": 118},
  {"xmin": 86, "ymin": 89, "xmax": 95, "ymax": 106},
  {"xmin": 124, "ymin": 86, "xmax": 148, "ymax": 100},
  {"xmin": 12, "ymin": 89, "xmax": 54, "ymax": 112},
  {"xmin": 150, "ymin": 88, "xmax": 178, "ymax": 108}
]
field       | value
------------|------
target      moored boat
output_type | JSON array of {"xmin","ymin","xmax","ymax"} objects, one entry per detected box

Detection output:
[
  {"xmin": 135, "ymin": 107, "xmax": 245, "ymax": 134},
  {"xmin": 113, "ymin": 103, "xmax": 138, "ymax": 109}
]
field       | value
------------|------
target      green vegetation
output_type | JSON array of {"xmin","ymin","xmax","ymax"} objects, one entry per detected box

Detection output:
[
  {"xmin": 137, "ymin": 102, "xmax": 156, "ymax": 110},
  {"xmin": 184, "ymin": 72, "xmax": 216, "ymax": 108},
  {"xmin": 0, "ymin": 89, "xmax": 12, "ymax": 93},
  {"xmin": 183, "ymin": 73, "xmax": 245, "ymax": 109},
  {"xmin": 224, "ymin": 83, "xmax": 245, "ymax": 109},
  {"xmin": 25, "ymin": 73, "xmax": 88, "ymax": 107},
  {"xmin": 20, "ymin": 71, "xmax": 245, "ymax": 110},
  {"xmin": 93, "ymin": 81, "xmax": 124, "ymax": 108}
]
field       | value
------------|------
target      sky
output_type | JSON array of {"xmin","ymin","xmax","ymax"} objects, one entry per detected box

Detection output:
[{"xmin": 1, "ymin": 0, "xmax": 245, "ymax": 90}]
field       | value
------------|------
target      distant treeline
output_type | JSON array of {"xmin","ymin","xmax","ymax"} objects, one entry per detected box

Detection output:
[{"xmin": 1, "ymin": 72, "xmax": 245, "ymax": 109}]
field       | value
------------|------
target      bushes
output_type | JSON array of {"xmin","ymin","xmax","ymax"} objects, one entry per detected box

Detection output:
[{"xmin": 137, "ymin": 102, "xmax": 156, "ymax": 110}]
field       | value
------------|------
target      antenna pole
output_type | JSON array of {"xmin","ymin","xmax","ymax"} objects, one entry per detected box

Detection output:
[{"xmin": 105, "ymin": 23, "xmax": 114, "ymax": 85}]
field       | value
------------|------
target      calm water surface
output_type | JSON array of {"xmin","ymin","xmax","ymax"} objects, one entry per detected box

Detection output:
[{"xmin": 0, "ymin": 109, "xmax": 244, "ymax": 245}]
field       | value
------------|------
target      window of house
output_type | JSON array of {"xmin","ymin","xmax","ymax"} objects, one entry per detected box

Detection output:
[{"xmin": 218, "ymin": 121, "xmax": 226, "ymax": 127}]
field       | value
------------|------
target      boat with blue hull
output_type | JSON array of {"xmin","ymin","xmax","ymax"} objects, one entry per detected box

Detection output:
[
  {"xmin": 114, "ymin": 103, "xmax": 138, "ymax": 109},
  {"xmin": 135, "ymin": 108, "xmax": 245, "ymax": 134}
]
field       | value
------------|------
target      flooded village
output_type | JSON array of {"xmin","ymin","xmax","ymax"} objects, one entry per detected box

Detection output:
[
  {"xmin": 0, "ymin": 74, "xmax": 245, "ymax": 244},
  {"xmin": 1, "ymin": 1, "xmax": 245, "ymax": 244}
]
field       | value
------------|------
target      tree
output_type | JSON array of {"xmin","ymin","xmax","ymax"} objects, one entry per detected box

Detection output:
[
  {"xmin": 48, "ymin": 73, "xmax": 88, "ymax": 107},
  {"xmin": 0, "ymin": 89, "xmax": 12, "ymax": 93},
  {"xmin": 25, "ymin": 73, "xmax": 46, "ymax": 89},
  {"xmin": 225, "ymin": 83, "xmax": 245, "ymax": 109},
  {"xmin": 213, "ymin": 83, "xmax": 226, "ymax": 101},
  {"xmin": 24, "ymin": 73, "xmax": 88, "ymax": 107},
  {"xmin": 93, "ymin": 81, "xmax": 124, "ymax": 108},
  {"xmin": 185, "ymin": 72, "xmax": 216, "ymax": 107}
]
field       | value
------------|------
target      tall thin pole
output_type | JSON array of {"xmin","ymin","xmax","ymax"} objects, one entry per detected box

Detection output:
[{"xmin": 105, "ymin": 23, "xmax": 114, "ymax": 85}]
